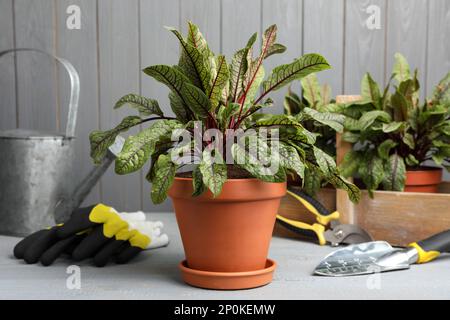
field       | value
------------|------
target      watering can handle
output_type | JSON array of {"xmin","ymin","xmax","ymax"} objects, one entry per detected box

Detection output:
[{"xmin": 0, "ymin": 48, "xmax": 79, "ymax": 138}]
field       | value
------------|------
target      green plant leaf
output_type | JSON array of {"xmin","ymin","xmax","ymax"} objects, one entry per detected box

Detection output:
[
  {"xmin": 208, "ymin": 55, "xmax": 229, "ymax": 108},
  {"xmin": 231, "ymin": 136, "xmax": 284, "ymax": 182},
  {"xmin": 229, "ymin": 47, "xmax": 250, "ymax": 102},
  {"xmin": 313, "ymin": 146, "xmax": 337, "ymax": 177},
  {"xmin": 186, "ymin": 21, "xmax": 211, "ymax": 58},
  {"xmin": 342, "ymin": 131, "xmax": 360, "ymax": 143},
  {"xmin": 393, "ymin": 53, "xmax": 411, "ymax": 83},
  {"xmin": 260, "ymin": 53, "xmax": 330, "ymax": 97},
  {"xmin": 183, "ymin": 82, "xmax": 213, "ymax": 117},
  {"xmin": 89, "ymin": 116, "xmax": 142, "ymax": 164},
  {"xmin": 301, "ymin": 107, "xmax": 345, "ymax": 132},
  {"xmin": 361, "ymin": 73, "xmax": 381, "ymax": 108},
  {"xmin": 382, "ymin": 121, "xmax": 404, "ymax": 133},
  {"xmin": 358, "ymin": 110, "xmax": 391, "ymax": 130},
  {"xmin": 243, "ymin": 64, "xmax": 265, "ymax": 109},
  {"xmin": 343, "ymin": 117, "xmax": 361, "ymax": 131},
  {"xmin": 265, "ymin": 43, "xmax": 287, "ymax": 58},
  {"xmin": 261, "ymin": 24, "xmax": 278, "ymax": 59},
  {"xmin": 150, "ymin": 154, "xmax": 177, "ymax": 204},
  {"xmin": 192, "ymin": 166, "xmax": 206, "ymax": 197},
  {"xmin": 284, "ymin": 88, "xmax": 302, "ymax": 115},
  {"xmin": 432, "ymin": 146, "xmax": 450, "ymax": 165},
  {"xmin": 166, "ymin": 26, "xmax": 211, "ymax": 91},
  {"xmin": 302, "ymin": 166, "xmax": 323, "ymax": 196},
  {"xmin": 115, "ymin": 120, "xmax": 182, "ymax": 175},
  {"xmin": 144, "ymin": 65, "xmax": 211, "ymax": 118},
  {"xmin": 199, "ymin": 148, "xmax": 227, "ymax": 197},
  {"xmin": 279, "ymin": 143, "xmax": 305, "ymax": 179},
  {"xmin": 377, "ymin": 139, "xmax": 397, "ymax": 159},
  {"xmin": 217, "ymin": 102, "xmax": 240, "ymax": 129},
  {"xmin": 254, "ymin": 114, "xmax": 304, "ymax": 129},
  {"xmin": 405, "ymin": 154, "xmax": 419, "ymax": 167},
  {"xmin": 398, "ymin": 78, "xmax": 420, "ymax": 108},
  {"xmin": 391, "ymin": 91, "xmax": 409, "ymax": 121},
  {"xmin": 382, "ymin": 153, "xmax": 406, "ymax": 191},
  {"xmin": 340, "ymin": 150, "xmax": 364, "ymax": 177},
  {"xmin": 432, "ymin": 71, "xmax": 450, "ymax": 105},
  {"xmin": 114, "ymin": 94, "xmax": 164, "ymax": 117},
  {"xmin": 402, "ymin": 132, "xmax": 415, "ymax": 149},
  {"xmin": 301, "ymin": 73, "xmax": 322, "ymax": 107},
  {"xmin": 279, "ymin": 125, "xmax": 317, "ymax": 145},
  {"xmin": 359, "ymin": 153, "xmax": 385, "ymax": 194},
  {"xmin": 169, "ymin": 91, "xmax": 189, "ymax": 122},
  {"xmin": 328, "ymin": 173, "xmax": 361, "ymax": 203},
  {"xmin": 321, "ymin": 84, "xmax": 332, "ymax": 105}
]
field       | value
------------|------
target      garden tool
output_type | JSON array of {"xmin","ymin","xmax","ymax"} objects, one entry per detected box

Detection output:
[
  {"xmin": 314, "ymin": 229, "xmax": 450, "ymax": 276},
  {"xmin": 276, "ymin": 186, "xmax": 372, "ymax": 246},
  {"xmin": 0, "ymin": 48, "xmax": 126, "ymax": 236},
  {"xmin": 13, "ymin": 204, "xmax": 169, "ymax": 267}
]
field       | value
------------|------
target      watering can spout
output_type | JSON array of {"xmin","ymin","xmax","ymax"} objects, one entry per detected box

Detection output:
[{"xmin": 54, "ymin": 135, "xmax": 125, "ymax": 223}]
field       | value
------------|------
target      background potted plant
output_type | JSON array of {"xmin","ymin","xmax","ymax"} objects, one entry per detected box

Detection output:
[
  {"xmin": 89, "ymin": 22, "xmax": 359, "ymax": 289},
  {"xmin": 284, "ymin": 73, "xmax": 345, "ymax": 195},
  {"xmin": 338, "ymin": 53, "xmax": 450, "ymax": 194},
  {"xmin": 275, "ymin": 74, "xmax": 346, "ymax": 239}
]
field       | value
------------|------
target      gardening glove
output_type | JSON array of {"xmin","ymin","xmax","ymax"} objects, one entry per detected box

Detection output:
[
  {"xmin": 93, "ymin": 218, "xmax": 169, "ymax": 267},
  {"xmin": 13, "ymin": 226, "xmax": 88, "ymax": 265},
  {"xmin": 13, "ymin": 204, "xmax": 169, "ymax": 266}
]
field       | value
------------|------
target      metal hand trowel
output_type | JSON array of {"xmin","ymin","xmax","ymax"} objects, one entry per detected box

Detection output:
[{"xmin": 314, "ymin": 229, "xmax": 450, "ymax": 277}]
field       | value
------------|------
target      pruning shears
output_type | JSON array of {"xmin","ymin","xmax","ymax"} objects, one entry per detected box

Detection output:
[{"xmin": 276, "ymin": 186, "xmax": 372, "ymax": 246}]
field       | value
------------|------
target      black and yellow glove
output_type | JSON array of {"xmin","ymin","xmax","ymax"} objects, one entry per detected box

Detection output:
[{"xmin": 13, "ymin": 204, "xmax": 169, "ymax": 267}]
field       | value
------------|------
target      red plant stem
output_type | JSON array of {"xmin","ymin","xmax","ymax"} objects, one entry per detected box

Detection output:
[{"xmin": 235, "ymin": 27, "xmax": 275, "ymax": 124}]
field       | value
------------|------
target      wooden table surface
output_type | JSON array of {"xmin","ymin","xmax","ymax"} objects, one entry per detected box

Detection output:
[{"xmin": 0, "ymin": 213, "xmax": 449, "ymax": 300}]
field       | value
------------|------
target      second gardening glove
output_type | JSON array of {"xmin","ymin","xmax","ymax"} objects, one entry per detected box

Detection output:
[{"xmin": 13, "ymin": 204, "xmax": 169, "ymax": 267}]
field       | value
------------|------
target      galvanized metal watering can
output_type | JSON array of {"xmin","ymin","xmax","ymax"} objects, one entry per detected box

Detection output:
[{"xmin": 0, "ymin": 48, "xmax": 123, "ymax": 236}]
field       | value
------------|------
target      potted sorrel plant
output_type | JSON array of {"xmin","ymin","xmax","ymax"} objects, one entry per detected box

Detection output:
[
  {"xmin": 339, "ymin": 53, "xmax": 450, "ymax": 194},
  {"xmin": 89, "ymin": 22, "xmax": 359, "ymax": 289},
  {"xmin": 284, "ymin": 73, "xmax": 345, "ymax": 196}
]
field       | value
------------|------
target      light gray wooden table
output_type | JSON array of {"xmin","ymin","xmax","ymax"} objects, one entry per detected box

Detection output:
[{"xmin": 0, "ymin": 213, "xmax": 449, "ymax": 300}]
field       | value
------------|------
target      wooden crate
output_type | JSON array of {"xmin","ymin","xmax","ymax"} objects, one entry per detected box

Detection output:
[
  {"xmin": 273, "ymin": 187, "xmax": 336, "ymax": 239},
  {"xmin": 336, "ymin": 95, "xmax": 450, "ymax": 247}
]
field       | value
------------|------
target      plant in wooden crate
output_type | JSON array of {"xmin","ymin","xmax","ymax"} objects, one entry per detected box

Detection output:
[
  {"xmin": 284, "ymin": 74, "xmax": 345, "ymax": 196},
  {"xmin": 338, "ymin": 53, "xmax": 450, "ymax": 194},
  {"xmin": 89, "ymin": 22, "xmax": 359, "ymax": 289}
]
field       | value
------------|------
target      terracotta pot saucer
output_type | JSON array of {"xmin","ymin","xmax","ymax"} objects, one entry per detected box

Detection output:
[{"xmin": 179, "ymin": 259, "xmax": 276, "ymax": 290}]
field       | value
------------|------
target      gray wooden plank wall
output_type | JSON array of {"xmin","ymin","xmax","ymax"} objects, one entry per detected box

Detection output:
[{"xmin": 0, "ymin": 0, "xmax": 449, "ymax": 212}]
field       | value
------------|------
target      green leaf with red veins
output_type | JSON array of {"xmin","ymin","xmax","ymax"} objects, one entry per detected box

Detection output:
[
  {"xmin": 361, "ymin": 73, "xmax": 381, "ymax": 109},
  {"xmin": 114, "ymin": 94, "xmax": 164, "ymax": 117},
  {"xmin": 89, "ymin": 116, "xmax": 142, "ymax": 164},
  {"xmin": 259, "ymin": 54, "xmax": 330, "ymax": 102},
  {"xmin": 166, "ymin": 27, "xmax": 211, "ymax": 92},
  {"xmin": 261, "ymin": 24, "xmax": 277, "ymax": 59},
  {"xmin": 150, "ymin": 154, "xmax": 177, "ymax": 204},
  {"xmin": 229, "ymin": 48, "xmax": 249, "ymax": 102},
  {"xmin": 199, "ymin": 148, "xmax": 227, "ymax": 197},
  {"xmin": 243, "ymin": 65, "xmax": 265, "ymax": 110},
  {"xmin": 208, "ymin": 55, "xmax": 229, "ymax": 109},
  {"xmin": 186, "ymin": 21, "xmax": 210, "ymax": 58},
  {"xmin": 393, "ymin": 53, "xmax": 411, "ymax": 83},
  {"xmin": 382, "ymin": 153, "xmax": 406, "ymax": 191},
  {"xmin": 301, "ymin": 73, "xmax": 322, "ymax": 108},
  {"xmin": 265, "ymin": 43, "xmax": 286, "ymax": 58}
]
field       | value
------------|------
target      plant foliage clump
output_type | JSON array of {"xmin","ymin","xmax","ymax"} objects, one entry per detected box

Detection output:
[
  {"xmin": 284, "ymin": 74, "xmax": 345, "ymax": 195},
  {"xmin": 89, "ymin": 22, "xmax": 360, "ymax": 204},
  {"xmin": 339, "ymin": 53, "xmax": 450, "ymax": 194}
]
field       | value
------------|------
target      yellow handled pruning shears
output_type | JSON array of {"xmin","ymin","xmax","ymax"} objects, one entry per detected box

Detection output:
[{"xmin": 276, "ymin": 186, "xmax": 372, "ymax": 246}]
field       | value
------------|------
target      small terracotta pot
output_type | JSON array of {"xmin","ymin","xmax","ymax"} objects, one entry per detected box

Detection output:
[
  {"xmin": 404, "ymin": 166, "xmax": 443, "ymax": 193},
  {"xmin": 168, "ymin": 178, "xmax": 286, "ymax": 274}
]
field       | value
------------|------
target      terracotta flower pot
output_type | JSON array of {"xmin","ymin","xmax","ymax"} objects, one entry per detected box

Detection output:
[
  {"xmin": 404, "ymin": 166, "xmax": 443, "ymax": 193},
  {"xmin": 168, "ymin": 177, "xmax": 286, "ymax": 289}
]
